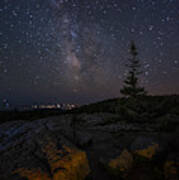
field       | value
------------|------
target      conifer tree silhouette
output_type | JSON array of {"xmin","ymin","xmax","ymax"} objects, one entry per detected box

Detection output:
[{"xmin": 120, "ymin": 41, "xmax": 146, "ymax": 97}]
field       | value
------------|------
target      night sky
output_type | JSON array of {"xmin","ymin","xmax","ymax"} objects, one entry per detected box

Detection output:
[{"xmin": 0, "ymin": 0, "xmax": 179, "ymax": 106}]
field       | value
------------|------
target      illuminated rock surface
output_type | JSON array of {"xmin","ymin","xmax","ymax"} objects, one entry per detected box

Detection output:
[
  {"xmin": 108, "ymin": 149, "xmax": 133, "ymax": 177},
  {"xmin": 0, "ymin": 112, "xmax": 179, "ymax": 180},
  {"xmin": 131, "ymin": 137, "xmax": 160, "ymax": 159},
  {"xmin": 0, "ymin": 117, "xmax": 90, "ymax": 180}
]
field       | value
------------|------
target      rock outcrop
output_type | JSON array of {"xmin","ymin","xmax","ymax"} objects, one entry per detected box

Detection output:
[
  {"xmin": 0, "ymin": 112, "xmax": 179, "ymax": 180},
  {"xmin": 0, "ymin": 117, "xmax": 90, "ymax": 180},
  {"xmin": 108, "ymin": 149, "xmax": 133, "ymax": 177}
]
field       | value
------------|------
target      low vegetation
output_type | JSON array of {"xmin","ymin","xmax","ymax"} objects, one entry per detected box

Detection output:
[{"xmin": 1, "ymin": 95, "xmax": 179, "ymax": 132}]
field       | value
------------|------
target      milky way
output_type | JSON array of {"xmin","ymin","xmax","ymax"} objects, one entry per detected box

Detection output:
[{"xmin": 0, "ymin": 0, "xmax": 179, "ymax": 105}]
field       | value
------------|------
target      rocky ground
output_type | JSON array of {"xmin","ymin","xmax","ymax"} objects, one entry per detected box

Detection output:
[
  {"xmin": 0, "ymin": 96, "xmax": 179, "ymax": 180},
  {"xmin": 0, "ymin": 112, "xmax": 179, "ymax": 180}
]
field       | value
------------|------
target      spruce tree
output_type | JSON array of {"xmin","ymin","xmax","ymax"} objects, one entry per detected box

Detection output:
[{"xmin": 120, "ymin": 41, "xmax": 146, "ymax": 98}]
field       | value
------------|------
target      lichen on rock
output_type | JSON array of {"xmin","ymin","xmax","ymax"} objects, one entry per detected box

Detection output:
[
  {"xmin": 164, "ymin": 161, "xmax": 179, "ymax": 180},
  {"xmin": 14, "ymin": 168, "xmax": 52, "ymax": 180},
  {"xmin": 131, "ymin": 137, "xmax": 160, "ymax": 159},
  {"xmin": 13, "ymin": 141, "xmax": 90, "ymax": 180},
  {"xmin": 42, "ymin": 142, "xmax": 90, "ymax": 180},
  {"xmin": 134, "ymin": 143, "xmax": 159, "ymax": 159},
  {"xmin": 108, "ymin": 149, "xmax": 133, "ymax": 177}
]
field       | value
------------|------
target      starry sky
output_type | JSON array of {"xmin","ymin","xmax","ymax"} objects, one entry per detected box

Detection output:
[{"xmin": 0, "ymin": 0, "xmax": 179, "ymax": 106}]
